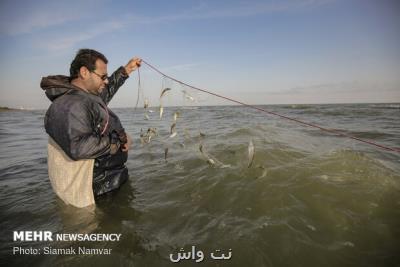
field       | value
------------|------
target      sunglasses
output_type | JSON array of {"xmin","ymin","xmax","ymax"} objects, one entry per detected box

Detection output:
[{"xmin": 91, "ymin": 71, "xmax": 108, "ymax": 81}]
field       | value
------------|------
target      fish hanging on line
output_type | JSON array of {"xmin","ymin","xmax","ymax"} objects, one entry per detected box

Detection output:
[
  {"xmin": 159, "ymin": 106, "xmax": 164, "ymax": 119},
  {"xmin": 160, "ymin": 88, "xmax": 171, "ymax": 98},
  {"xmin": 173, "ymin": 111, "xmax": 180, "ymax": 122},
  {"xmin": 257, "ymin": 165, "xmax": 267, "ymax": 179},
  {"xmin": 170, "ymin": 122, "xmax": 176, "ymax": 133},
  {"xmin": 206, "ymin": 158, "xmax": 215, "ymax": 165},
  {"xmin": 144, "ymin": 99, "xmax": 151, "ymax": 120},
  {"xmin": 182, "ymin": 90, "xmax": 195, "ymax": 101},
  {"xmin": 247, "ymin": 140, "xmax": 255, "ymax": 168},
  {"xmin": 140, "ymin": 128, "xmax": 158, "ymax": 144},
  {"xmin": 199, "ymin": 144, "xmax": 214, "ymax": 166},
  {"xmin": 198, "ymin": 144, "xmax": 230, "ymax": 168},
  {"xmin": 169, "ymin": 122, "xmax": 177, "ymax": 138},
  {"xmin": 170, "ymin": 123, "xmax": 176, "ymax": 134},
  {"xmin": 164, "ymin": 147, "xmax": 169, "ymax": 162}
]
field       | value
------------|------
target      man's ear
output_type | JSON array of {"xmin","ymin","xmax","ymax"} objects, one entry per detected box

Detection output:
[{"xmin": 79, "ymin": 66, "xmax": 90, "ymax": 80}]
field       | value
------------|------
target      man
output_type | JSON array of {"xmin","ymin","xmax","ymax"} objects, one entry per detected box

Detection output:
[{"xmin": 41, "ymin": 49, "xmax": 141, "ymax": 206}]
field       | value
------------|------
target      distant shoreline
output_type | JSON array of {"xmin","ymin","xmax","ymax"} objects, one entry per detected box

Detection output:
[
  {"xmin": 0, "ymin": 102, "xmax": 398, "ymax": 111},
  {"xmin": 0, "ymin": 107, "xmax": 21, "ymax": 111}
]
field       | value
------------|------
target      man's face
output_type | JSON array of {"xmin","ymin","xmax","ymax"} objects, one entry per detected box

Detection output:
[{"xmin": 87, "ymin": 59, "xmax": 108, "ymax": 94}]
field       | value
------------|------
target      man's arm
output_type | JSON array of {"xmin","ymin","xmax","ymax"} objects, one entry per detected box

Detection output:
[
  {"xmin": 100, "ymin": 57, "xmax": 142, "ymax": 104},
  {"xmin": 99, "ymin": 66, "xmax": 129, "ymax": 104}
]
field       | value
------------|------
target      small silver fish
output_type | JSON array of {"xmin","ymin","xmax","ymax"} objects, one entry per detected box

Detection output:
[
  {"xmin": 141, "ymin": 136, "xmax": 150, "ymax": 144},
  {"xmin": 164, "ymin": 148, "xmax": 169, "ymax": 161},
  {"xmin": 144, "ymin": 113, "xmax": 150, "ymax": 120},
  {"xmin": 199, "ymin": 144, "xmax": 228, "ymax": 168},
  {"xmin": 170, "ymin": 123, "xmax": 176, "ymax": 134},
  {"xmin": 199, "ymin": 144, "xmax": 210, "ymax": 161},
  {"xmin": 186, "ymin": 95, "xmax": 195, "ymax": 101},
  {"xmin": 173, "ymin": 111, "xmax": 180, "ymax": 122},
  {"xmin": 140, "ymin": 128, "xmax": 158, "ymax": 144},
  {"xmin": 257, "ymin": 165, "xmax": 267, "ymax": 178},
  {"xmin": 160, "ymin": 88, "xmax": 171, "ymax": 98},
  {"xmin": 169, "ymin": 132, "xmax": 177, "ymax": 138},
  {"xmin": 182, "ymin": 90, "xmax": 195, "ymax": 101},
  {"xmin": 148, "ymin": 127, "xmax": 157, "ymax": 136},
  {"xmin": 199, "ymin": 144, "xmax": 204, "ymax": 154},
  {"xmin": 248, "ymin": 140, "xmax": 255, "ymax": 168},
  {"xmin": 207, "ymin": 158, "xmax": 215, "ymax": 165},
  {"xmin": 159, "ymin": 106, "xmax": 164, "ymax": 119},
  {"xmin": 144, "ymin": 99, "xmax": 149, "ymax": 109}
]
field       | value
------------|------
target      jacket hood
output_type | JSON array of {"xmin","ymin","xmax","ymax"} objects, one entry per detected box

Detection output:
[{"xmin": 40, "ymin": 75, "xmax": 80, "ymax": 101}]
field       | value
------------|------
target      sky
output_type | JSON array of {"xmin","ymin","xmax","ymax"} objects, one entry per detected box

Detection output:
[{"xmin": 0, "ymin": 0, "xmax": 399, "ymax": 109}]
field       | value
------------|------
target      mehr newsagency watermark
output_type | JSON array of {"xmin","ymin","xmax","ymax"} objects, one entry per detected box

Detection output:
[{"xmin": 12, "ymin": 231, "xmax": 120, "ymax": 255}]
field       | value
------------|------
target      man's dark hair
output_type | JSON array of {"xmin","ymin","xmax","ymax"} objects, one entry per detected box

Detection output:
[{"xmin": 69, "ymin": 49, "xmax": 108, "ymax": 80}]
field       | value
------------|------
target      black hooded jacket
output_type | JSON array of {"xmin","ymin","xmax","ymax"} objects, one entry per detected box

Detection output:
[{"xmin": 41, "ymin": 66, "xmax": 129, "ymax": 196}]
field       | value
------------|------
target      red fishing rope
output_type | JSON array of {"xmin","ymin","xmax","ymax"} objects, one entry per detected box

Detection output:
[{"xmin": 141, "ymin": 60, "xmax": 400, "ymax": 153}]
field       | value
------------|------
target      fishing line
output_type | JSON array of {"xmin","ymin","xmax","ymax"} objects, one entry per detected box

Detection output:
[
  {"xmin": 134, "ymin": 67, "xmax": 141, "ymax": 109},
  {"xmin": 141, "ymin": 60, "xmax": 400, "ymax": 153}
]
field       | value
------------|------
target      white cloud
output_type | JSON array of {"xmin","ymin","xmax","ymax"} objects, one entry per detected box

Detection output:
[
  {"xmin": 1, "ymin": 0, "xmax": 335, "ymax": 52},
  {"xmin": 36, "ymin": 20, "xmax": 124, "ymax": 51},
  {"xmin": 130, "ymin": 0, "xmax": 335, "ymax": 25},
  {"xmin": 0, "ymin": 0, "xmax": 101, "ymax": 35}
]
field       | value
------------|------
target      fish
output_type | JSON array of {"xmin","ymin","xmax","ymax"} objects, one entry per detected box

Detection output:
[
  {"xmin": 164, "ymin": 148, "xmax": 169, "ymax": 161},
  {"xmin": 247, "ymin": 140, "xmax": 255, "ymax": 168},
  {"xmin": 199, "ymin": 144, "xmax": 210, "ymax": 161},
  {"xmin": 207, "ymin": 158, "xmax": 215, "ymax": 165},
  {"xmin": 182, "ymin": 90, "xmax": 195, "ymax": 101},
  {"xmin": 185, "ymin": 95, "xmax": 195, "ymax": 101},
  {"xmin": 169, "ymin": 122, "xmax": 177, "ymax": 138},
  {"xmin": 140, "ymin": 128, "xmax": 158, "ymax": 144},
  {"xmin": 170, "ymin": 123, "xmax": 176, "ymax": 134},
  {"xmin": 148, "ymin": 127, "xmax": 157, "ymax": 136},
  {"xmin": 144, "ymin": 99, "xmax": 149, "ymax": 109},
  {"xmin": 173, "ymin": 111, "xmax": 180, "ymax": 122},
  {"xmin": 144, "ymin": 113, "xmax": 150, "ymax": 120},
  {"xmin": 199, "ymin": 145, "xmax": 215, "ymax": 166},
  {"xmin": 148, "ymin": 109, "xmax": 154, "ymax": 113},
  {"xmin": 160, "ymin": 88, "xmax": 171, "ymax": 98},
  {"xmin": 199, "ymin": 144, "xmax": 205, "ymax": 154},
  {"xmin": 199, "ymin": 144, "xmax": 230, "ymax": 168},
  {"xmin": 257, "ymin": 165, "xmax": 267, "ymax": 179},
  {"xmin": 159, "ymin": 106, "xmax": 164, "ymax": 119}
]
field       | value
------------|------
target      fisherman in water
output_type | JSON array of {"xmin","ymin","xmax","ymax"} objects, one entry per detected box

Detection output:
[{"xmin": 41, "ymin": 49, "xmax": 141, "ymax": 207}]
